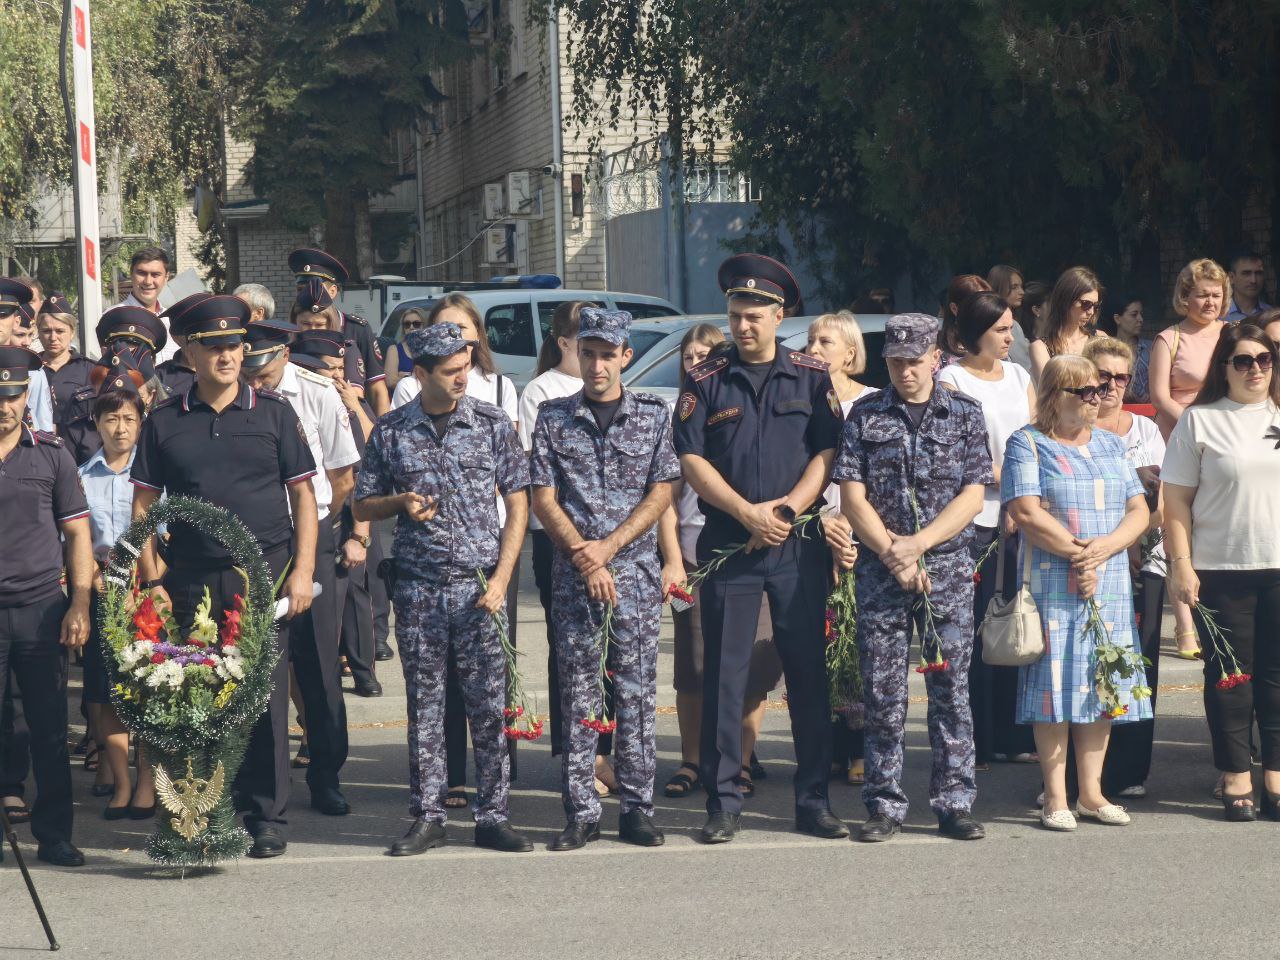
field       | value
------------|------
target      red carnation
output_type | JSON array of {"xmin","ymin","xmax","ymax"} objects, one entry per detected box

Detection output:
[
  {"xmin": 202, "ymin": 657, "xmax": 217, "ymax": 667},
  {"xmin": 150, "ymin": 653, "xmax": 166, "ymax": 664}
]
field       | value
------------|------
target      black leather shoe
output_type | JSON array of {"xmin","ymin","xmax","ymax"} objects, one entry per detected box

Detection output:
[
  {"xmin": 548, "ymin": 820, "xmax": 600, "ymax": 851},
  {"xmin": 699, "ymin": 811, "xmax": 740, "ymax": 844},
  {"xmin": 351, "ymin": 678, "xmax": 383, "ymax": 697},
  {"xmin": 938, "ymin": 810, "xmax": 985, "ymax": 840},
  {"xmin": 475, "ymin": 820, "xmax": 534, "ymax": 852},
  {"xmin": 375, "ymin": 641, "xmax": 395, "ymax": 662},
  {"xmin": 104, "ymin": 804, "xmax": 132, "ymax": 821},
  {"xmin": 248, "ymin": 826, "xmax": 287, "ymax": 858},
  {"xmin": 796, "ymin": 808, "xmax": 850, "ymax": 839},
  {"xmin": 619, "ymin": 810, "xmax": 665, "ymax": 847},
  {"xmin": 310, "ymin": 787, "xmax": 351, "ymax": 816},
  {"xmin": 389, "ymin": 818, "xmax": 445, "ymax": 856},
  {"xmin": 128, "ymin": 803, "xmax": 156, "ymax": 820},
  {"xmin": 37, "ymin": 840, "xmax": 85, "ymax": 867},
  {"xmin": 857, "ymin": 814, "xmax": 900, "ymax": 843}
]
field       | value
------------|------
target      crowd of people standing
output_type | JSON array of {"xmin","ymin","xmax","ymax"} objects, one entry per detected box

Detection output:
[{"xmin": 0, "ymin": 243, "xmax": 1277, "ymax": 867}]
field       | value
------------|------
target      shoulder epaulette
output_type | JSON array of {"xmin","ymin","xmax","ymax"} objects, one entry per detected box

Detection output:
[
  {"xmin": 152, "ymin": 395, "xmax": 182, "ymax": 410},
  {"xmin": 34, "ymin": 429, "xmax": 64, "ymax": 446},
  {"xmin": 789, "ymin": 351, "xmax": 829, "ymax": 371},
  {"xmin": 631, "ymin": 391, "xmax": 669, "ymax": 407},
  {"xmin": 472, "ymin": 400, "xmax": 507, "ymax": 421},
  {"xmin": 256, "ymin": 387, "xmax": 287, "ymax": 402},
  {"xmin": 71, "ymin": 386, "xmax": 95, "ymax": 401},
  {"xmin": 343, "ymin": 313, "xmax": 368, "ymax": 327},
  {"xmin": 296, "ymin": 366, "xmax": 335, "ymax": 388},
  {"xmin": 947, "ymin": 390, "xmax": 981, "ymax": 410},
  {"xmin": 689, "ymin": 355, "xmax": 729, "ymax": 382}
]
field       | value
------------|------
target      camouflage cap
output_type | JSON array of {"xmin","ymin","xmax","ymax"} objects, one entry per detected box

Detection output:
[
  {"xmin": 576, "ymin": 306, "xmax": 633, "ymax": 346},
  {"xmin": 405, "ymin": 322, "xmax": 477, "ymax": 363},
  {"xmin": 882, "ymin": 312, "xmax": 940, "ymax": 359}
]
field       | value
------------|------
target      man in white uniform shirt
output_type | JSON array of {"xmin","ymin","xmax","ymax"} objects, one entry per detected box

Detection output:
[{"xmin": 241, "ymin": 317, "xmax": 361, "ymax": 817}]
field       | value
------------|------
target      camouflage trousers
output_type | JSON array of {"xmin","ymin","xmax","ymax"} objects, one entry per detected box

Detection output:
[
  {"xmin": 552, "ymin": 558, "xmax": 662, "ymax": 823},
  {"xmin": 392, "ymin": 575, "xmax": 510, "ymax": 826},
  {"xmin": 856, "ymin": 548, "xmax": 976, "ymax": 822}
]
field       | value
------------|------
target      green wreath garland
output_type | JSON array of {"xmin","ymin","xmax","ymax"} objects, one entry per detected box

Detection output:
[{"xmin": 100, "ymin": 495, "xmax": 280, "ymax": 866}]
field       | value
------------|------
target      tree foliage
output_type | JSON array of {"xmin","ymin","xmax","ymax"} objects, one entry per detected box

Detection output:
[
  {"xmin": 232, "ymin": 0, "xmax": 471, "ymax": 278},
  {"xmin": 554, "ymin": 0, "xmax": 1280, "ymax": 306}
]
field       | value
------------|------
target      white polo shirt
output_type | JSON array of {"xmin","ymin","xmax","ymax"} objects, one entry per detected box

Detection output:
[{"xmin": 276, "ymin": 362, "xmax": 361, "ymax": 519}]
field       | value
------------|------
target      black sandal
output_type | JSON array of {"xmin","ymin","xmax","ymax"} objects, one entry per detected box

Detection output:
[
  {"xmin": 734, "ymin": 766, "xmax": 755, "ymax": 799},
  {"xmin": 444, "ymin": 788, "xmax": 469, "ymax": 809},
  {"xmin": 1223, "ymin": 792, "xmax": 1257, "ymax": 822},
  {"xmin": 663, "ymin": 762, "xmax": 700, "ymax": 798},
  {"xmin": 749, "ymin": 752, "xmax": 767, "ymax": 780},
  {"xmin": 291, "ymin": 743, "xmax": 311, "ymax": 769},
  {"xmin": 2, "ymin": 800, "xmax": 31, "ymax": 825}
]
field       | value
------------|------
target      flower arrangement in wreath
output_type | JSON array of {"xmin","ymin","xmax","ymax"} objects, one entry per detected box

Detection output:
[{"xmin": 99, "ymin": 495, "xmax": 283, "ymax": 867}]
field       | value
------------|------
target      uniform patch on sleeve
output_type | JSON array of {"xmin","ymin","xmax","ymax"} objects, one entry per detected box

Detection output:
[
  {"xmin": 678, "ymin": 392, "xmax": 697, "ymax": 421},
  {"xmin": 707, "ymin": 407, "xmax": 742, "ymax": 426},
  {"xmin": 827, "ymin": 388, "xmax": 842, "ymax": 417}
]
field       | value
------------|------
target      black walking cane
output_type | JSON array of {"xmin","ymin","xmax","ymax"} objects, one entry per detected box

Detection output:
[{"xmin": 0, "ymin": 803, "xmax": 60, "ymax": 950}]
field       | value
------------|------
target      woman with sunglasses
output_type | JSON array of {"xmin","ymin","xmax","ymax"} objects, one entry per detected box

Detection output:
[
  {"xmin": 1162, "ymin": 325, "xmax": 1280, "ymax": 821},
  {"xmin": 1002, "ymin": 355, "xmax": 1151, "ymax": 831},
  {"xmin": 1083, "ymin": 337, "xmax": 1166, "ymax": 799},
  {"xmin": 1028, "ymin": 267, "xmax": 1105, "ymax": 382},
  {"xmin": 383, "ymin": 307, "xmax": 430, "ymax": 394}
]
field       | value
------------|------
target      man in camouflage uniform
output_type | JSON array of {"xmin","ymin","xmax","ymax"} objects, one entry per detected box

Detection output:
[
  {"xmin": 833, "ymin": 313, "xmax": 992, "ymax": 843},
  {"xmin": 530, "ymin": 307, "xmax": 680, "ymax": 851},
  {"xmin": 353, "ymin": 323, "xmax": 533, "ymax": 855}
]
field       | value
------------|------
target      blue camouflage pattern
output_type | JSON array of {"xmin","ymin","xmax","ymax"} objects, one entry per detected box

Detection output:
[
  {"xmin": 833, "ymin": 385, "xmax": 993, "ymax": 822},
  {"xmin": 403, "ymin": 321, "xmax": 477, "ymax": 362},
  {"xmin": 576, "ymin": 307, "xmax": 633, "ymax": 346},
  {"xmin": 356, "ymin": 393, "xmax": 529, "ymax": 578},
  {"xmin": 530, "ymin": 389, "xmax": 680, "ymax": 822}
]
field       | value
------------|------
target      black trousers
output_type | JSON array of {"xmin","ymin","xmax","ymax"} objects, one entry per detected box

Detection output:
[
  {"xmin": 1101, "ymin": 571, "xmax": 1165, "ymax": 792},
  {"xmin": 699, "ymin": 533, "xmax": 831, "ymax": 817},
  {"xmin": 336, "ymin": 521, "xmax": 378, "ymax": 688},
  {"xmin": 0, "ymin": 680, "xmax": 30, "ymax": 799},
  {"xmin": 290, "ymin": 521, "xmax": 348, "ymax": 792},
  {"xmin": 0, "ymin": 593, "xmax": 72, "ymax": 845},
  {"xmin": 969, "ymin": 527, "xmax": 1037, "ymax": 762},
  {"xmin": 165, "ymin": 546, "xmax": 293, "ymax": 831},
  {"xmin": 532, "ymin": 530, "xmax": 611, "ymax": 758},
  {"xmin": 1196, "ymin": 568, "xmax": 1280, "ymax": 773}
]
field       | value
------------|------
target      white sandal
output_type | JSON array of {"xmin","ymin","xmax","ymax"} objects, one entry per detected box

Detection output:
[
  {"xmin": 1040, "ymin": 808, "xmax": 1077, "ymax": 831},
  {"xmin": 1075, "ymin": 802, "xmax": 1130, "ymax": 825}
]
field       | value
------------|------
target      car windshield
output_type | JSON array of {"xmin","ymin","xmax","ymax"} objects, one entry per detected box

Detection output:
[
  {"xmin": 628, "ymin": 344, "xmax": 686, "ymax": 388},
  {"xmin": 624, "ymin": 328, "xmax": 668, "ymax": 371}
]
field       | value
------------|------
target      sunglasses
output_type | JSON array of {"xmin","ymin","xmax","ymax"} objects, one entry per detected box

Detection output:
[
  {"xmin": 1075, "ymin": 298, "xmax": 1100, "ymax": 314},
  {"xmin": 1226, "ymin": 352, "xmax": 1274, "ymax": 372},
  {"xmin": 401, "ymin": 321, "xmax": 425, "ymax": 331},
  {"xmin": 1098, "ymin": 371, "xmax": 1132, "ymax": 388},
  {"xmin": 1062, "ymin": 385, "xmax": 1103, "ymax": 402}
]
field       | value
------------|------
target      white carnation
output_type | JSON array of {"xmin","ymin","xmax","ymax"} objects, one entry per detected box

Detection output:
[{"xmin": 145, "ymin": 661, "xmax": 185, "ymax": 691}]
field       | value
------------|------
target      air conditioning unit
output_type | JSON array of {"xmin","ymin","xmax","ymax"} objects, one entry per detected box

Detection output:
[
  {"xmin": 506, "ymin": 171, "xmax": 534, "ymax": 216},
  {"xmin": 483, "ymin": 226, "xmax": 513, "ymax": 265},
  {"xmin": 374, "ymin": 237, "xmax": 414, "ymax": 267},
  {"xmin": 483, "ymin": 182, "xmax": 506, "ymax": 221}
]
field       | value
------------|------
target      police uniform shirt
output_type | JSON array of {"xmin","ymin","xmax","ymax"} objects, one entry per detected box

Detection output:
[
  {"xmin": 45, "ymin": 354, "xmax": 96, "ymax": 429},
  {"xmin": 275, "ymin": 362, "xmax": 361, "ymax": 520},
  {"xmin": 831, "ymin": 386, "xmax": 993, "ymax": 554},
  {"xmin": 339, "ymin": 312, "xmax": 386, "ymax": 387},
  {"xmin": 155, "ymin": 356, "xmax": 197, "ymax": 398},
  {"xmin": 26, "ymin": 367, "xmax": 53, "ymax": 432},
  {"xmin": 131, "ymin": 383, "xmax": 317, "ymax": 565},
  {"xmin": 356, "ymin": 393, "xmax": 529, "ymax": 578},
  {"xmin": 671, "ymin": 341, "xmax": 842, "ymax": 542},
  {"xmin": 529, "ymin": 389, "xmax": 681, "ymax": 562},
  {"xmin": 0, "ymin": 425, "xmax": 89, "ymax": 607}
]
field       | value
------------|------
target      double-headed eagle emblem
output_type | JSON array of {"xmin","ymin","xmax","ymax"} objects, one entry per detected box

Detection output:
[{"xmin": 155, "ymin": 758, "xmax": 225, "ymax": 841}]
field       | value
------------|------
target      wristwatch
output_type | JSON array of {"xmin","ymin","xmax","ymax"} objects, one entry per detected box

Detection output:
[{"xmin": 351, "ymin": 534, "xmax": 372, "ymax": 548}]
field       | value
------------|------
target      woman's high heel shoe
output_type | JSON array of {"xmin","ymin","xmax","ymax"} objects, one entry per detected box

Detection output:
[
  {"xmin": 1260, "ymin": 792, "xmax": 1280, "ymax": 822},
  {"xmin": 1222, "ymin": 792, "xmax": 1257, "ymax": 822}
]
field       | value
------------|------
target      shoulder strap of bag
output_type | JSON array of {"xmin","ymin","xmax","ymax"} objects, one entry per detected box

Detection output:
[{"xmin": 1007, "ymin": 427, "xmax": 1039, "ymax": 588}]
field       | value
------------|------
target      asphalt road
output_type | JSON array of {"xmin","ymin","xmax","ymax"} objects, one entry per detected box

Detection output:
[{"xmin": 2, "ymin": 548, "xmax": 1273, "ymax": 959}]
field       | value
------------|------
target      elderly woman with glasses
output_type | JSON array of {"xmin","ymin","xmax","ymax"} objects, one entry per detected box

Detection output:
[
  {"xmin": 1162, "ymin": 324, "xmax": 1280, "ymax": 821},
  {"xmin": 1001, "ymin": 355, "xmax": 1151, "ymax": 831}
]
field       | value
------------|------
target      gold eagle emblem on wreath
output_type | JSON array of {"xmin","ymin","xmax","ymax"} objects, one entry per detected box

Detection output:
[{"xmin": 155, "ymin": 758, "xmax": 226, "ymax": 841}]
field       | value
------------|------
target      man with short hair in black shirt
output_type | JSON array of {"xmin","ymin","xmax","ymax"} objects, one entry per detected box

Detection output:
[
  {"xmin": 0, "ymin": 345, "xmax": 95, "ymax": 867},
  {"xmin": 131, "ymin": 295, "xmax": 319, "ymax": 859}
]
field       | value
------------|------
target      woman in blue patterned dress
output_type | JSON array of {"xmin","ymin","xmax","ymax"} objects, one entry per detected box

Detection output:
[{"xmin": 1002, "ymin": 355, "xmax": 1152, "ymax": 831}]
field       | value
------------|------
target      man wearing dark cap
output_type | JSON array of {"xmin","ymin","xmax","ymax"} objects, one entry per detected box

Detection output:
[
  {"xmin": 531, "ymin": 307, "xmax": 680, "ymax": 851},
  {"xmin": 241, "ymin": 318, "xmax": 360, "ymax": 813},
  {"xmin": 833, "ymin": 313, "xmax": 992, "ymax": 843},
  {"xmin": 130, "ymin": 295, "xmax": 319, "ymax": 858},
  {"xmin": 673, "ymin": 253, "xmax": 847, "ymax": 844},
  {"xmin": 0, "ymin": 345, "xmax": 95, "ymax": 866},
  {"xmin": 35, "ymin": 293, "xmax": 97, "ymax": 430},
  {"xmin": 288, "ymin": 248, "xmax": 389, "ymax": 416},
  {"xmin": 354, "ymin": 322, "xmax": 533, "ymax": 855},
  {"xmin": 0, "ymin": 278, "xmax": 54, "ymax": 431}
]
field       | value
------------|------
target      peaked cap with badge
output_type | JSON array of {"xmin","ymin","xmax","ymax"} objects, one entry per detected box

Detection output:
[
  {"xmin": 717, "ymin": 253, "xmax": 802, "ymax": 311},
  {"xmin": 290, "ymin": 248, "xmax": 348, "ymax": 314},
  {"xmin": 0, "ymin": 277, "xmax": 34, "ymax": 318},
  {"xmin": 290, "ymin": 328, "xmax": 347, "ymax": 372},
  {"xmin": 170, "ymin": 295, "xmax": 250, "ymax": 347},
  {"xmin": 0, "ymin": 345, "xmax": 44, "ymax": 397},
  {"xmin": 95, "ymin": 305, "xmax": 170, "ymax": 356},
  {"xmin": 242, "ymin": 318, "xmax": 302, "ymax": 369}
]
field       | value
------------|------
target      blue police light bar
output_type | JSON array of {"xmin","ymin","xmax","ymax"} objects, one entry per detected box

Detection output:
[{"xmin": 486, "ymin": 274, "xmax": 562, "ymax": 289}]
